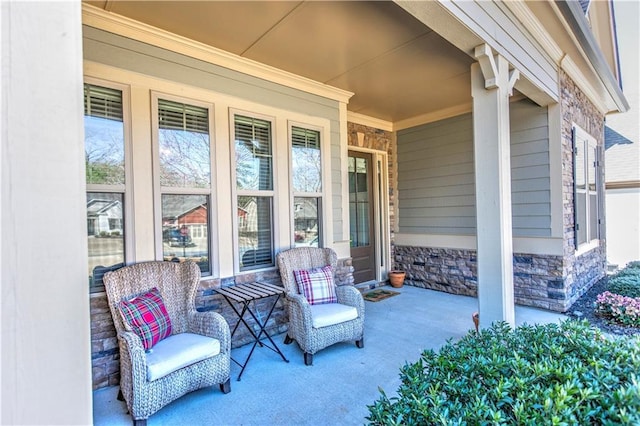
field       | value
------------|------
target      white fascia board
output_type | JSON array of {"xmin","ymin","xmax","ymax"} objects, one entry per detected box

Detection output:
[
  {"xmin": 82, "ymin": 3, "xmax": 354, "ymax": 105},
  {"xmin": 552, "ymin": 0, "xmax": 629, "ymax": 113},
  {"xmin": 346, "ymin": 111, "xmax": 393, "ymax": 132},
  {"xmin": 394, "ymin": 233, "xmax": 564, "ymax": 256}
]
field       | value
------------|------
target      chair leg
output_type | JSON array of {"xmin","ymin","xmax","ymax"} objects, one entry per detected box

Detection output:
[
  {"xmin": 133, "ymin": 419, "xmax": 147, "ymax": 426},
  {"xmin": 117, "ymin": 388, "xmax": 125, "ymax": 401},
  {"xmin": 356, "ymin": 338, "xmax": 364, "ymax": 349},
  {"xmin": 304, "ymin": 352, "xmax": 313, "ymax": 366},
  {"xmin": 283, "ymin": 334, "xmax": 294, "ymax": 345},
  {"xmin": 220, "ymin": 378, "xmax": 231, "ymax": 394}
]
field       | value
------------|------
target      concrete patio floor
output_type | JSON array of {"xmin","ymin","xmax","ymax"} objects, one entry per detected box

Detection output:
[{"xmin": 93, "ymin": 285, "xmax": 567, "ymax": 425}]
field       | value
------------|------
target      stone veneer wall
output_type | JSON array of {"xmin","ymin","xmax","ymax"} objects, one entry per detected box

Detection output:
[
  {"xmin": 90, "ymin": 258, "xmax": 353, "ymax": 389},
  {"xmin": 393, "ymin": 246, "xmax": 566, "ymax": 311},
  {"xmin": 559, "ymin": 69, "xmax": 607, "ymax": 305}
]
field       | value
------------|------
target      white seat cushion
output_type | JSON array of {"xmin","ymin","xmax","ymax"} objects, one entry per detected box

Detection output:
[
  {"xmin": 309, "ymin": 303, "xmax": 358, "ymax": 328},
  {"xmin": 146, "ymin": 332, "xmax": 221, "ymax": 381}
]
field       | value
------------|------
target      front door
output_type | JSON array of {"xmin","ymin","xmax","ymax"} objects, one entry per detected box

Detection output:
[{"xmin": 348, "ymin": 151, "xmax": 376, "ymax": 284}]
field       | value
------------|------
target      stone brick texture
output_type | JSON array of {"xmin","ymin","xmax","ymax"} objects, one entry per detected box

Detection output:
[
  {"xmin": 91, "ymin": 258, "xmax": 354, "ymax": 389},
  {"xmin": 559, "ymin": 70, "xmax": 607, "ymax": 306}
]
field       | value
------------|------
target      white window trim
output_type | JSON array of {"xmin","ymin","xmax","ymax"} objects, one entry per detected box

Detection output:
[
  {"xmin": 230, "ymin": 108, "xmax": 278, "ymax": 274},
  {"xmin": 84, "ymin": 77, "xmax": 134, "ymax": 290},
  {"xmin": 287, "ymin": 121, "xmax": 327, "ymax": 248},
  {"xmin": 572, "ymin": 123, "xmax": 600, "ymax": 253},
  {"xmin": 150, "ymin": 91, "xmax": 217, "ymax": 276}
]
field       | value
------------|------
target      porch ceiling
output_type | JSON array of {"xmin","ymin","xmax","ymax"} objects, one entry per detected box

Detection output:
[{"xmin": 84, "ymin": 0, "xmax": 475, "ymax": 124}]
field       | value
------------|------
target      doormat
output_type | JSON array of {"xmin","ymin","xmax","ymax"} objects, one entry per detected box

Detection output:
[{"xmin": 363, "ymin": 289, "xmax": 400, "ymax": 302}]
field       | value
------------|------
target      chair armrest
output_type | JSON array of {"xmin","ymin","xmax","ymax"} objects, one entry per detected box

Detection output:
[
  {"xmin": 187, "ymin": 311, "xmax": 231, "ymax": 353},
  {"xmin": 286, "ymin": 293, "xmax": 314, "ymax": 330},
  {"xmin": 336, "ymin": 286, "xmax": 365, "ymax": 317},
  {"xmin": 117, "ymin": 330, "xmax": 148, "ymax": 391}
]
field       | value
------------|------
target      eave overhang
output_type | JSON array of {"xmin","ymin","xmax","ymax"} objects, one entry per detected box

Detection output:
[{"xmin": 556, "ymin": 0, "xmax": 629, "ymax": 113}]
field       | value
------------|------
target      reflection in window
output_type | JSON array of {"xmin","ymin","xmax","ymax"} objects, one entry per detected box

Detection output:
[
  {"xmin": 158, "ymin": 100, "xmax": 210, "ymax": 188},
  {"xmin": 235, "ymin": 115, "xmax": 273, "ymax": 191},
  {"xmin": 238, "ymin": 196, "xmax": 273, "ymax": 270},
  {"xmin": 161, "ymin": 194, "xmax": 210, "ymax": 274},
  {"xmin": 294, "ymin": 197, "xmax": 320, "ymax": 247},
  {"xmin": 84, "ymin": 85, "xmax": 125, "ymax": 185},
  {"xmin": 292, "ymin": 126, "xmax": 321, "ymax": 193},
  {"xmin": 87, "ymin": 192, "xmax": 125, "ymax": 290},
  {"xmin": 84, "ymin": 83, "xmax": 126, "ymax": 292}
]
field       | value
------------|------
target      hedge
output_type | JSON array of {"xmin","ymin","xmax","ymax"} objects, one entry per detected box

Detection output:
[{"xmin": 367, "ymin": 320, "xmax": 640, "ymax": 425}]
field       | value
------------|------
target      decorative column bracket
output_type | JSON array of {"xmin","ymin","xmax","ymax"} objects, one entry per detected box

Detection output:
[{"xmin": 474, "ymin": 44, "xmax": 520, "ymax": 95}]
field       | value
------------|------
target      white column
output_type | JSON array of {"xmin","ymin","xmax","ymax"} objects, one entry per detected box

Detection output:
[
  {"xmin": 472, "ymin": 44, "xmax": 520, "ymax": 329},
  {"xmin": 1, "ymin": 1, "xmax": 92, "ymax": 424}
]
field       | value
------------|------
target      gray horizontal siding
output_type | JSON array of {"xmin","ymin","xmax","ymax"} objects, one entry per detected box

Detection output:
[
  {"xmin": 510, "ymin": 99, "xmax": 551, "ymax": 237},
  {"xmin": 397, "ymin": 99, "xmax": 551, "ymax": 237},
  {"xmin": 397, "ymin": 114, "xmax": 476, "ymax": 235},
  {"xmin": 83, "ymin": 26, "xmax": 346, "ymax": 243}
]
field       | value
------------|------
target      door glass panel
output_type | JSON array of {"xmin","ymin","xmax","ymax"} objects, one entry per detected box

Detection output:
[{"xmin": 349, "ymin": 155, "xmax": 370, "ymax": 248}]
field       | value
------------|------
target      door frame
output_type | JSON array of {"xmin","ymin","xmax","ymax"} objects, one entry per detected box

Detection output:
[{"xmin": 348, "ymin": 147, "xmax": 391, "ymax": 283}]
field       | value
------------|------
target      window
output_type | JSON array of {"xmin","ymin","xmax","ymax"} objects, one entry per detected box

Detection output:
[
  {"xmin": 573, "ymin": 125, "xmax": 601, "ymax": 249},
  {"xmin": 156, "ymin": 98, "xmax": 212, "ymax": 274},
  {"xmin": 84, "ymin": 83, "xmax": 127, "ymax": 292},
  {"xmin": 234, "ymin": 114, "xmax": 274, "ymax": 270},
  {"xmin": 291, "ymin": 126, "xmax": 322, "ymax": 247}
]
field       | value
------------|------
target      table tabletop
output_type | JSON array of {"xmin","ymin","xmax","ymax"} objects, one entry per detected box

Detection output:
[{"xmin": 215, "ymin": 281, "xmax": 285, "ymax": 304}]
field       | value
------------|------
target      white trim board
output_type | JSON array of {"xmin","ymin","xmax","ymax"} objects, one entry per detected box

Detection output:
[{"xmin": 395, "ymin": 233, "xmax": 564, "ymax": 256}]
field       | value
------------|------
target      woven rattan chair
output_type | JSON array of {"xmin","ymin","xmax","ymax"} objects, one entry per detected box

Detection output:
[
  {"xmin": 276, "ymin": 247, "xmax": 364, "ymax": 365},
  {"xmin": 103, "ymin": 261, "xmax": 231, "ymax": 426}
]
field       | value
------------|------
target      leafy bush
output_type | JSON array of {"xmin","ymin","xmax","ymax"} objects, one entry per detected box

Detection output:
[
  {"xmin": 608, "ymin": 267, "xmax": 640, "ymax": 298},
  {"xmin": 626, "ymin": 261, "xmax": 640, "ymax": 270},
  {"xmin": 367, "ymin": 321, "xmax": 640, "ymax": 425},
  {"xmin": 596, "ymin": 291, "xmax": 640, "ymax": 327}
]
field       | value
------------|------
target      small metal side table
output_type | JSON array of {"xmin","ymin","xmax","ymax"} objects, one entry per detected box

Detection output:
[{"xmin": 215, "ymin": 281, "xmax": 289, "ymax": 380}]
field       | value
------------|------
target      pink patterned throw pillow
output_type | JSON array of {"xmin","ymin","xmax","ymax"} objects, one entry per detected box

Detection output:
[
  {"xmin": 293, "ymin": 265, "xmax": 337, "ymax": 305},
  {"xmin": 118, "ymin": 287, "xmax": 173, "ymax": 351}
]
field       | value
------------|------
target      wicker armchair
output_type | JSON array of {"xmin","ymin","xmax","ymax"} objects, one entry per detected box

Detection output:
[
  {"xmin": 276, "ymin": 247, "xmax": 365, "ymax": 365},
  {"xmin": 103, "ymin": 261, "xmax": 231, "ymax": 426}
]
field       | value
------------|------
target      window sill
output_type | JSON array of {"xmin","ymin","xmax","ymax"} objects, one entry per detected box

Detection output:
[{"xmin": 575, "ymin": 240, "xmax": 599, "ymax": 257}]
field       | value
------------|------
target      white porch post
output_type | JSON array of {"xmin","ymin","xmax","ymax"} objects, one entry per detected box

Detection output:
[
  {"xmin": 2, "ymin": 1, "xmax": 92, "ymax": 424},
  {"xmin": 471, "ymin": 44, "xmax": 519, "ymax": 329}
]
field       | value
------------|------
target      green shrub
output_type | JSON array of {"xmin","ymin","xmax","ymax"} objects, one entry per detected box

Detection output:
[
  {"xmin": 626, "ymin": 261, "xmax": 640, "ymax": 270},
  {"xmin": 367, "ymin": 320, "xmax": 640, "ymax": 425},
  {"xmin": 609, "ymin": 269, "xmax": 640, "ymax": 298}
]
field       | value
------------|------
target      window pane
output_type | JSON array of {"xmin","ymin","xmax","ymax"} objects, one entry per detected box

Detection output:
[
  {"xmin": 292, "ymin": 127, "xmax": 321, "ymax": 192},
  {"xmin": 84, "ymin": 84, "xmax": 125, "ymax": 185},
  {"xmin": 87, "ymin": 192, "xmax": 125, "ymax": 290},
  {"xmin": 294, "ymin": 197, "xmax": 320, "ymax": 247},
  {"xmin": 588, "ymin": 144, "xmax": 598, "ymax": 241},
  {"xmin": 575, "ymin": 144, "xmax": 585, "ymax": 190},
  {"xmin": 162, "ymin": 194, "xmax": 210, "ymax": 274},
  {"xmin": 235, "ymin": 115, "xmax": 273, "ymax": 191},
  {"xmin": 349, "ymin": 155, "xmax": 370, "ymax": 247},
  {"xmin": 158, "ymin": 100, "xmax": 210, "ymax": 188},
  {"xmin": 238, "ymin": 196, "xmax": 273, "ymax": 270}
]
